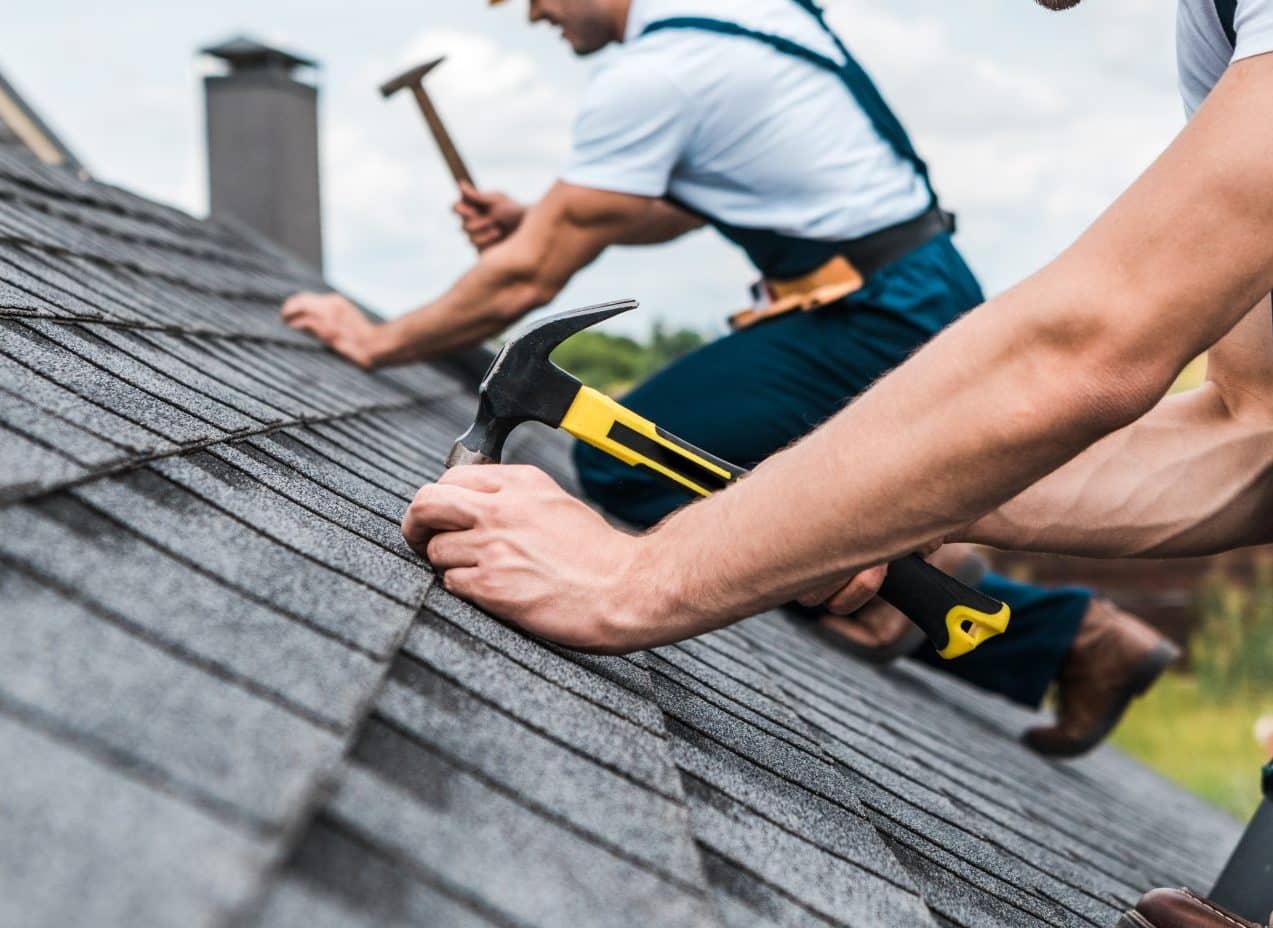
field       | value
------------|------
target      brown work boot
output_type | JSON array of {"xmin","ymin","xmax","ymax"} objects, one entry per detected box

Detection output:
[
  {"xmin": 1026, "ymin": 598, "xmax": 1180, "ymax": 759},
  {"xmin": 1118, "ymin": 887, "xmax": 1270, "ymax": 928},
  {"xmin": 815, "ymin": 545, "xmax": 989, "ymax": 664}
]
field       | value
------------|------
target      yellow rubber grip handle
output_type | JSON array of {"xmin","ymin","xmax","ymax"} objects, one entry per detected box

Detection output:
[{"xmin": 560, "ymin": 387, "xmax": 743, "ymax": 496}]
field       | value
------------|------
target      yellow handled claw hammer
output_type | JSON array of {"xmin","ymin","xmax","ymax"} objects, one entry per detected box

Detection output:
[{"xmin": 446, "ymin": 299, "xmax": 1010, "ymax": 659}]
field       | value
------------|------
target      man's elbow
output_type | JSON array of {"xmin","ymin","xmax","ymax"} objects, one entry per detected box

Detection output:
[
  {"xmin": 1030, "ymin": 299, "xmax": 1182, "ymax": 437},
  {"xmin": 485, "ymin": 248, "xmax": 564, "ymax": 322}
]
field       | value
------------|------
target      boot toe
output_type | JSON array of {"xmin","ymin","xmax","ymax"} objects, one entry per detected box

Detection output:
[{"xmin": 1127, "ymin": 887, "xmax": 1264, "ymax": 928}]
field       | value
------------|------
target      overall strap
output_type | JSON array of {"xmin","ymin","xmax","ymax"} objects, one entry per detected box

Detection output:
[
  {"xmin": 1215, "ymin": 0, "xmax": 1238, "ymax": 48},
  {"xmin": 641, "ymin": 13, "xmax": 938, "ymax": 206}
]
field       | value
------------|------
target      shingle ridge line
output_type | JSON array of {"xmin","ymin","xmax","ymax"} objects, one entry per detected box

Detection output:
[
  {"xmin": 419, "ymin": 607, "xmax": 670, "ymax": 739},
  {"xmin": 54, "ymin": 492, "xmax": 387, "ymax": 661},
  {"xmin": 789, "ymin": 692, "xmax": 1128, "ymax": 917},
  {"xmin": 23, "ymin": 318, "xmax": 272, "ymax": 434},
  {"xmin": 368, "ymin": 710, "xmax": 712, "ymax": 898},
  {"xmin": 692, "ymin": 843, "xmax": 862, "ymax": 928},
  {"xmin": 275, "ymin": 813, "xmax": 531, "ymax": 928},
  {"xmin": 746, "ymin": 632, "xmax": 1168, "ymax": 876},
  {"xmin": 784, "ymin": 700, "xmax": 1103, "ymax": 926},
  {"xmin": 143, "ymin": 465, "xmax": 421, "ymax": 610},
  {"xmin": 224, "ymin": 580, "xmax": 435, "ymax": 928},
  {"xmin": 0, "ymin": 397, "xmax": 429, "ymax": 510},
  {"xmin": 0, "ymin": 172, "xmax": 243, "ymax": 246},
  {"xmin": 0, "ymin": 691, "xmax": 275, "ymax": 838},
  {"xmin": 248, "ymin": 427, "xmax": 422, "ymax": 516},
  {"xmin": 869, "ymin": 810, "xmax": 1078, "ymax": 925},
  {"xmin": 673, "ymin": 763, "xmax": 926, "ymax": 898},
  {"xmin": 0, "ymin": 306, "xmax": 331, "ymax": 351},
  {"xmin": 1, "ymin": 190, "xmax": 290, "ymax": 275},
  {"xmin": 743, "ymin": 628, "xmax": 1017, "ymax": 778},
  {"xmin": 0, "ymin": 417, "xmax": 87, "ymax": 472},
  {"xmin": 0, "ymin": 233, "xmax": 309, "ymax": 304},
  {"xmin": 645, "ymin": 655, "xmax": 833, "ymax": 762},
  {"xmin": 397, "ymin": 646, "xmax": 681, "ymax": 799},
  {"xmin": 309, "ymin": 416, "xmax": 447, "ymax": 486},
  {"xmin": 293, "ymin": 423, "xmax": 433, "ymax": 494},
  {"xmin": 205, "ymin": 444, "xmax": 420, "ymax": 568},
  {"xmin": 264, "ymin": 427, "xmax": 416, "ymax": 507},
  {"xmin": 0, "ymin": 551, "xmax": 346, "ymax": 734},
  {"xmin": 662, "ymin": 640, "xmax": 822, "ymax": 741},
  {"xmin": 0, "ymin": 381, "xmax": 133, "ymax": 457}
]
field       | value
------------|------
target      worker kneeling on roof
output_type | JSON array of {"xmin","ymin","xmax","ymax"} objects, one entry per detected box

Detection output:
[
  {"xmin": 385, "ymin": 0, "xmax": 1273, "ymax": 925},
  {"xmin": 283, "ymin": 0, "xmax": 1177, "ymax": 761}
]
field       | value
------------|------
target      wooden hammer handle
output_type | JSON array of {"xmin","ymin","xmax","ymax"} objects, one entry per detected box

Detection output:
[{"xmin": 411, "ymin": 85, "xmax": 474, "ymax": 188}]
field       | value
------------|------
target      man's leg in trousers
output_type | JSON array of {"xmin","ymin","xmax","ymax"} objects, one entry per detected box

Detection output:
[{"xmin": 573, "ymin": 241, "xmax": 1088, "ymax": 708}]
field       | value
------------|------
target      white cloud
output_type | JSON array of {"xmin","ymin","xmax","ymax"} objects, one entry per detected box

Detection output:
[{"xmin": 2, "ymin": 0, "xmax": 1189, "ymax": 334}]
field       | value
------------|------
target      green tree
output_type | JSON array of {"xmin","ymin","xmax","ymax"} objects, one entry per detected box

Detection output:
[{"xmin": 551, "ymin": 323, "xmax": 706, "ymax": 395}]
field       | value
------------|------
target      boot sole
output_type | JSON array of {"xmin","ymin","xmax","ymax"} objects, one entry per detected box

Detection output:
[{"xmin": 1028, "ymin": 639, "xmax": 1182, "ymax": 759}]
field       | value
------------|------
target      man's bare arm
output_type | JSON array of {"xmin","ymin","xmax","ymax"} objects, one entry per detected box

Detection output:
[
  {"xmin": 612, "ymin": 198, "xmax": 705, "ymax": 245},
  {"xmin": 282, "ymin": 183, "xmax": 695, "ymax": 368},
  {"xmin": 967, "ymin": 300, "xmax": 1273, "ymax": 557},
  {"xmin": 402, "ymin": 54, "xmax": 1273, "ymax": 654},
  {"xmin": 617, "ymin": 56, "xmax": 1273, "ymax": 644}
]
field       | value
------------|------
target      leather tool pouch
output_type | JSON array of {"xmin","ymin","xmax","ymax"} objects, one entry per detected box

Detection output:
[{"xmin": 729, "ymin": 255, "xmax": 865, "ymax": 330}]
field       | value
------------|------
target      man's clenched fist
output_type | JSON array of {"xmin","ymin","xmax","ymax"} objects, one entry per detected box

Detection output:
[
  {"xmin": 403, "ymin": 465, "xmax": 661, "ymax": 653},
  {"xmin": 281, "ymin": 291, "xmax": 384, "ymax": 369},
  {"xmin": 453, "ymin": 182, "xmax": 526, "ymax": 252}
]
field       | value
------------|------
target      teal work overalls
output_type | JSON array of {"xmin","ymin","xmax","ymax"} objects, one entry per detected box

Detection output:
[{"xmin": 573, "ymin": 0, "xmax": 1091, "ymax": 707}]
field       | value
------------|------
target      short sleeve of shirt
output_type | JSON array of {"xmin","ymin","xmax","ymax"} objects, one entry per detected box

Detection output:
[
  {"xmin": 1235, "ymin": 0, "xmax": 1273, "ymax": 62},
  {"xmin": 561, "ymin": 53, "xmax": 694, "ymax": 198}
]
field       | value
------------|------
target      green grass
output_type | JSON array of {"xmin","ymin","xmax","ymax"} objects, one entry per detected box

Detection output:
[{"xmin": 1110, "ymin": 673, "xmax": 1269, "ymax": 819}]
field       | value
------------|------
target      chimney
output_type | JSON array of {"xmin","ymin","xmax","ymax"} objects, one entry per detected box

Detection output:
[{"xmin": 201, "ymin": 36, "xmax": 324, "ymax": 271}]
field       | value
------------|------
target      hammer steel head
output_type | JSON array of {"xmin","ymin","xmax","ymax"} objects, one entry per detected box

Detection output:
[
  {"xmin": 380, "ymin": 57, "xmax": 445, "ymax": 98},
  {"xmin": 446, "ymin": 299, "xmax": 639, "ymax": 466}
]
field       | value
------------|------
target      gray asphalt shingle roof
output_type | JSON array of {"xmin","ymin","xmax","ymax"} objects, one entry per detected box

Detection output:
[{"xmin": 0, "ymin": 147, "xmax": 1242, "ymax": 927}]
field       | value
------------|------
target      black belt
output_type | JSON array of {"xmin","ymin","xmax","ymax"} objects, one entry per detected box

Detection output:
[{"xmin": 837, "ymin": 205, "xmax": 956, "ymax": 280}]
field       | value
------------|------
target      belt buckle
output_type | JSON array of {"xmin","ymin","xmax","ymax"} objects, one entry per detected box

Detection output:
[{"xmin": 747, "ymin": 278, "xmax": 772, "ymax": 310}]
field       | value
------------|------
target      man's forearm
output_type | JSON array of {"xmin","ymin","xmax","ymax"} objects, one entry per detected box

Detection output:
[
  {"xmin": 964, "ymin": 383, "xmax": 1273, "ymax": 558},
  {"xmin": 368, "ymin": 243, "xmax": 552, "ymax": 368},
  {"xmin": 365, "ymin": 183, "xmax": 671, "ymax": 368},
  {"xmin": 612, "ymin": 61, "xmax": 1273, "ymax": 647},
  {"xmin": 623, "ymin": 270, "xmax": 1169, "ymax": 644}
]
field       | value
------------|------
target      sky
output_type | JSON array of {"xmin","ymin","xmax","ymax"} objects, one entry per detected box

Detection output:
[{"xmin": 4, "ymin": 0, "xmax": 1183, "ymax": 339}]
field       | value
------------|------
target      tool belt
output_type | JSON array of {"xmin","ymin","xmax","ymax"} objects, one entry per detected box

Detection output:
[{"xmin": 729, "ymin": 206, "xmax": 956, "ymax": 330}]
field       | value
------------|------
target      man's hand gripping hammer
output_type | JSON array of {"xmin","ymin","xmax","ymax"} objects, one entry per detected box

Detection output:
[{"xmin": 446, "ymin": 299, "xmax": 1011, "ymax": 659}]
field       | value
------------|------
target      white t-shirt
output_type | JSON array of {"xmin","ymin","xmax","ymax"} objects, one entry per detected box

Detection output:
[
  {"xmin": 1178, "ymin": 0, "xmax": 1273, "ymax": 115},
  {"xmin": 562, "ymin": 0, "xmax": 932, "ymax": 242}
]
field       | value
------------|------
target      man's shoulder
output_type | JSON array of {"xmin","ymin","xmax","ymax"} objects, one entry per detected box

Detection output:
[{"xmin": 584, "ymin": 29, "xmax": 723, "ymax": 102}]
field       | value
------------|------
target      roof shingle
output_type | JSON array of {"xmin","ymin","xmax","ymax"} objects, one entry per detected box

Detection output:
[{"xmin": 0, "ymin": 147, "xmax": 1241, "ymax": 928}]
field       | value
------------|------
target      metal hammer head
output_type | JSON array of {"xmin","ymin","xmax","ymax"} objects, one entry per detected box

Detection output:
[
  {"xmin": 380, "ymin": 57, "xmax": 445, "ymax": 98},
  {"xmin": 446, "ymin": 299, "xmax": 638, "ymax": 467}
]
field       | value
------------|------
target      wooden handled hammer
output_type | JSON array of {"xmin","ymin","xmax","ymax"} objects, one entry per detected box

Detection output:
[{"xmin": 380, "ymin": 58, "xmax": 475, "ymax": 188}]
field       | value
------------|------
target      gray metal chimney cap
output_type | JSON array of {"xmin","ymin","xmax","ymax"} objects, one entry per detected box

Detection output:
[{"xmin": 200, "ymin": 35, "xmax": 318, "ymax": 74}]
